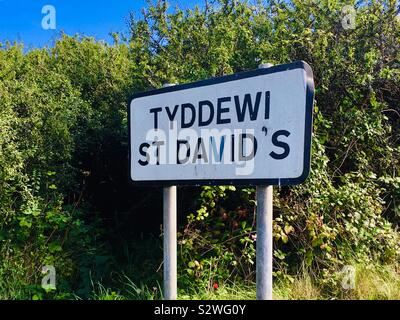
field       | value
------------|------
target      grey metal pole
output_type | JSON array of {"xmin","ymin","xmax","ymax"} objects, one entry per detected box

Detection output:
[
  {"xmin": 256, "ymin": 63, "xmax": 274, "ymax": 300},
  {"xmin": 163, "ymin": 185, "xmax": 177, "ymax": 300},
  {"xmin": 162, "ymin": 83, "xmax": 177, "ymax": 300},
  {"xmin": 256, "ymin": 185, "xmax": 273, "ymax": 300}
]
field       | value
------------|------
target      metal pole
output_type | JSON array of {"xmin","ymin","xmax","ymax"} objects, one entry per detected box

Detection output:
[
  {"xmin": 256, "ymin": 185, "xmax": 273, "ymax": 300},
  {"xmin": 162, "ymin": 83, "xmax": 177, "ymax": 300},
  {"xmin": 256, "ymin": 63, "xmax": 274, "ymax": 300},
  {"xmin": 163, "ymin": 185, "xmax": 177, "ymax": 300}
]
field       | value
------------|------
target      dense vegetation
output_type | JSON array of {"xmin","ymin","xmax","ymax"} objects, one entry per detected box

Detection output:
[{"xmin": 0, "ymin": 0, "xmax": 399, "ymax": 299}]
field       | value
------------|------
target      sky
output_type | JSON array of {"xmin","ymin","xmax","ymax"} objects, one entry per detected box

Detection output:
[{"xmin": 0, "ymin": 0, "xmax": 203, "ymax": 48}]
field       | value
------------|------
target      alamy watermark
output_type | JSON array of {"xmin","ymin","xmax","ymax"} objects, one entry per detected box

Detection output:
[
  {"xmin": 341, "ymin": 5, "xmax": 356, "ymax": 30},
  {"xmin": 341, "ymin": 265, "xmax": 356, "ymax": 290},
  {"xmin": 41, "ymin": 265, "xmax": 56, "ymax": 291},
  {"xmin": 41, "ymin": 5, "xmax": 56, "ymax": 30}
]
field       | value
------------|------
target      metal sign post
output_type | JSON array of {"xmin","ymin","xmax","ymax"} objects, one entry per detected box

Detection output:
[
  {"xmin": 163, "ymin": 185, "xmax": 177, "ymax": 300},
  {"xmin": 256, "ymin": 185, "xmax": 273, "ymax": 300},
  {"xmin": 162, "ymin": 83, "xmax": 177, "ymax": 300},
  {"xmin": 256, "ymin": 63, "xmax": 273, "ymax": 300}
]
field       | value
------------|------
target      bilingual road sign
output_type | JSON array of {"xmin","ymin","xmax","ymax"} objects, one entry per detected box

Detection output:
[{"xmin": 129, "ymin": 61, "xmax": 314, "ymax": 186}]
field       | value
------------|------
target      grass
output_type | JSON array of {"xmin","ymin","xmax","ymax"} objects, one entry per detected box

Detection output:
[
  {"xmin": 345, "ymin": 264, "xmax": 400, "ymax": 300},
  {"xmin": 2, "ymin": 252, "xmax": 398, "ymax": 300},
  {"xmin": 178, "ymin": 283, "xmax": 256, "ymax": 300},
  {"xmin": 274, "ymin": 263, "xmax": 400, "ymax": 300},
  {"xmin": 86, "ymin": 263, "xmax": 399, "ymax": 300},
  {"xmin": 274, "ymin": 273, "xmax": 322, "ymax": 300}
]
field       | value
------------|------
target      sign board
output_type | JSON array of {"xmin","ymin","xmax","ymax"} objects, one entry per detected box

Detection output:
[{"xmin": 129, "ymin": 61, "xmax": 314, "ymax": 186}]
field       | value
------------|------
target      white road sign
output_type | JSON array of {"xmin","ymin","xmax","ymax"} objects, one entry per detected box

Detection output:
[{"xmin": 129, "ymin": 61, "xmax": 314, "ymax": 185}]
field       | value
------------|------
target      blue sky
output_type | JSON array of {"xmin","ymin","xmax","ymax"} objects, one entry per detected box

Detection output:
[{"xmin": 0, "ymin": 0, "xmax": 203, "ymax": 48}]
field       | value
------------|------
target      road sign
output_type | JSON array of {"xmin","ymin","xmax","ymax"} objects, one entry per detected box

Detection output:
[{"xmin": 129, "ymin": 60, "xmax": 314, "ymax": 186}]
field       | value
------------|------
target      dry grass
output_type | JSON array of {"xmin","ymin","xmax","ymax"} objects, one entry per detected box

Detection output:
[
  {"xmin": 274, "ymin": 273, "xmax": 322, "ymax": 300},
  {"xmin": 345, "ymin": 264, "xmax": 400, "ymax": 300},
  {"xmin": 274, "ymin": 263, "xmax": 400, "ymax": 300}
]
